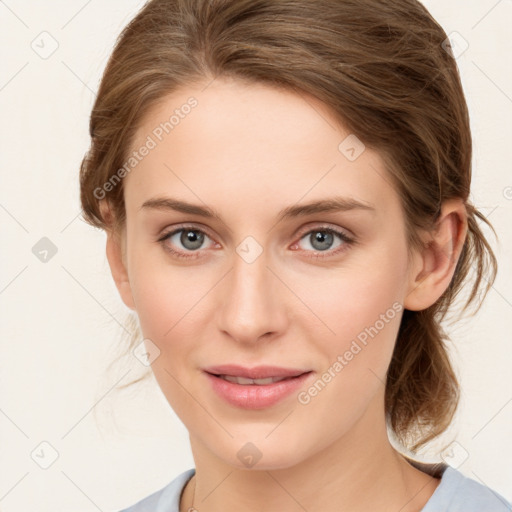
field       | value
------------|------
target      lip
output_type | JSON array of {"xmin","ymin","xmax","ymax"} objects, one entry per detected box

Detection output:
[
  {"xmin": 204, "ymin": 364, "xmax": 309, "ymax": 379},
  {"xmin": 203, "ymin": 365, "xmax": 313, "ymax": 410}
]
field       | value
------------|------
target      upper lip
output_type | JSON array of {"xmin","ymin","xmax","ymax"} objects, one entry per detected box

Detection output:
[{"xmin": 204, "ymin": 364, "xmax": 311, "ymax": 379}]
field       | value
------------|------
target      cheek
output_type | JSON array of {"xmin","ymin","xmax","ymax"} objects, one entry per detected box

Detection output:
[
  {"xmin": 306, "ymin": 243, "xmax": 408, "ymax": 341},
  {"xmin": 300, "ymin": 238, "xmax": 409, "ymax": 390},
  {"xmin": 291, "ymin": 254, "xmax": 408, "ymax": 441},
  {"xmin": 127, "ymin": 231, "xmax": 216, "ymax": 341},
  {"xmin": 129, "ymin": 261, "xmax": 211, "ymax": 416},
  {"xmin": 131, "ymin": 268, "xmax": 211, "ymax": 345}
]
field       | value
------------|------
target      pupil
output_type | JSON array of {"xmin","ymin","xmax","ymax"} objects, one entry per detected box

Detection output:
[
  {"xmin": 312, "ymin": 231, "xmax": 333, "ymax": 251},
  {"xmin": 182, "ymin": 230, "xmax": 204, "ymax": 250}
]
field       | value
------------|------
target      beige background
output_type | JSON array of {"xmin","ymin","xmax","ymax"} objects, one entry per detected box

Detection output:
[{"xmin": 0, "ymin": 0, "xmax": 511, "ymax": 510}]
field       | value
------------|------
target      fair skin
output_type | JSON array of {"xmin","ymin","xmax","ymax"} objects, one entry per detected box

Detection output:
[{"xmin": 101, "ymin": 77, "xmax": 467, "ymax": 512}]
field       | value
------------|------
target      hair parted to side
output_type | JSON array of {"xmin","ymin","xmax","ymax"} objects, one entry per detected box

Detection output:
[{"xmin": 79, "ymin": 0, "xmax": 497, "ymax": 452}]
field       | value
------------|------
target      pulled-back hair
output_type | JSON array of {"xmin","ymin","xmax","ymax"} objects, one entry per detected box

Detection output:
[{"xmin": 79, "ymin": 0, "xmax": 497, "ymax": 452}]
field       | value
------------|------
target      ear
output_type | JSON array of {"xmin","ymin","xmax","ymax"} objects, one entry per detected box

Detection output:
[
  {"xmin": 99, "ymin": 200, "xmax": 136, "ymax": 311},
  {"xmin": 404, "ymin": 198, "xmax": 468, "ymax": 311}
]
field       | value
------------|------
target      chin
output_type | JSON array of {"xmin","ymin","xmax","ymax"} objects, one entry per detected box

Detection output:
[{"xmin": 208, "ymin": 432, "xmax": 312, "ymax": 471}]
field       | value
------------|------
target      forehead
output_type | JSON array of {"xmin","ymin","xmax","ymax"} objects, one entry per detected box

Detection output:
[{"xmin": 124, "ymin": 77, "xmax": 401, "ymax": 221}]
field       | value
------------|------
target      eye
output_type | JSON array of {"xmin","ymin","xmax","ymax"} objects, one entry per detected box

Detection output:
[
  {"xmin": 157, "ymin": 226, "xmax": 216, "ymax": 259},
  {"xmin": 157, "ymin": 224, "xmax": 355, "ymax": 260},
  {"xmin": 292, "ymin": 226, "xmax": 354, "ymax": 257}
]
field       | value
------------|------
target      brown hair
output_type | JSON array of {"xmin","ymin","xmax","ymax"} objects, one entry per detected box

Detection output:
[{"xmin": 79, "ymin": 0, "xmax": 497, "ymax": 452}]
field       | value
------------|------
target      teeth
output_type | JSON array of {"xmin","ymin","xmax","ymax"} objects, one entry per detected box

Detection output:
[{"xmin": 219, "ymin": 375, "xmax": 290, "ymax": 385}]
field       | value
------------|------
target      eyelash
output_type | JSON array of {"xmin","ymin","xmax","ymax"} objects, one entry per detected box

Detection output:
[{"xmin": 157, "ymin": 224, "xmax": 355, "ymax": 260}]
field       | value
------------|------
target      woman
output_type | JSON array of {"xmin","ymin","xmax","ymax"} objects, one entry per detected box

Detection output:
[{"xmin": 79, "ymin": 0, "xmax": 511, "ymax": 510}]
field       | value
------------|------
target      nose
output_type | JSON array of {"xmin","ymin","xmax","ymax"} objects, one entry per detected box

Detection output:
[{"xmin": 216, "ymin": 247, "xmax": 289, "ymax": 346}]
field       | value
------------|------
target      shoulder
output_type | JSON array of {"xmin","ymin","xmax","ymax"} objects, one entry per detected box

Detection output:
[
  {"xmin": 423, "ymin": 465, "xmax": 511, "ymax": 512},
  {"xmin": 118, "ymin": 468, "xmax": 195, "ymax": 512}
]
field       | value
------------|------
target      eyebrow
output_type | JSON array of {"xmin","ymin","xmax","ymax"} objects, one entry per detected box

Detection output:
[{"xmin": 140, "ymin": 195, "xmax": 375, "ymax": 223}]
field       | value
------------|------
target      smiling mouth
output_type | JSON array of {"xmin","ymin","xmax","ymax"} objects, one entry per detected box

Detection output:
[
  {"xmin": 206, "ymin": 371, "xmax": 311, "ymax": 386},
  {"xmin": 213, "ymin": 374, "xmax": 303, "ymax": 385},
  {"xmin": 204, "ymin": 370, "xmax": 314, "ymax": 409}
]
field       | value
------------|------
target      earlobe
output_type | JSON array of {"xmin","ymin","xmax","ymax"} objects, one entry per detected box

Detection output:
[
  {"xmin": 404, "ymin": 199, "xmax": 468, "ymax": 311},
  {"xmin": 100, "ymin": 200, "xmax": 136, "ymax": 311}
]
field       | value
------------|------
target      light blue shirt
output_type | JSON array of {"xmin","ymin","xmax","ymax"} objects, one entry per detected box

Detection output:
[{"xmin": 119, "ymin": 463, "xmax": 511, "ymax": 511}]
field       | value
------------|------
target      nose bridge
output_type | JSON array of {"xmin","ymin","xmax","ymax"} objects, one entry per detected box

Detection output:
[{"xmin": 216, "ymin": 243, "xmax": 287, "ymax": 344}]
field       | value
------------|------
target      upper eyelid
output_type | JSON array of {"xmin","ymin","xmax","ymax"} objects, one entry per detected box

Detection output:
[
  {"xmin": 160, "ymin": 223, "xmax": 216, "ymax": 240},
  {"xmin": 295, "ymin": 223, "xmax": 352, "ymax": 239}
]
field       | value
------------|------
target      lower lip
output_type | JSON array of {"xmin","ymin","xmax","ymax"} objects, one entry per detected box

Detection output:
[{"xmin": 204, "ymin": 371, "xmax": 313, "ymax": 409}]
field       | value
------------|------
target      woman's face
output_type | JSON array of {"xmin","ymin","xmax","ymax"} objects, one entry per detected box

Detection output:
[{"xmin": 119, "ymin": 77, "xmax": 418, "ymax": 469}]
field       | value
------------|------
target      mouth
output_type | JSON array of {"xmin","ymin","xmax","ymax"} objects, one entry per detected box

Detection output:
[
  {"xmin": 203, "ymin": 364, "xmax": 311, "ymax": 381},
  {"xmin": 203, "ymin": 365, "xmax": 314, "ymax": 409},
  {"xmin": 208, "ymin": 373, "xmax": 307, "ymax": 385}
]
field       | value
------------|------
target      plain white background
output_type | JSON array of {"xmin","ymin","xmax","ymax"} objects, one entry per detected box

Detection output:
[{"xmin": 0, "ymin": 1, "xmax": 511, "ymax": 510}]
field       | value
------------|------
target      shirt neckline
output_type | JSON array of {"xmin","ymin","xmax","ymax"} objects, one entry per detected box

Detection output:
[{"xmin": 171, "ymin": 458, "xmax": 451, "ymax": 512}]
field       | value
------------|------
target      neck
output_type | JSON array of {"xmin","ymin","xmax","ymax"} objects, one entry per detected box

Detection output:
[{"xmin": 180, "ymin": 390, "xmax": 439, "ymax": 512}]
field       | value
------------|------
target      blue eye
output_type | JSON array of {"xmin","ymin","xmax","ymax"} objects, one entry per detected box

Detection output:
[
  {"xmin": 157, "ymin": 225, "xmax": 355, "ymax": 260},
  {"xmin": 295, "ymin": 227, "xmax": 354, "ymax": 257},
  {"xmin": 158, "ymin": 227, "xmax": 214, "ymax": 259}
]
